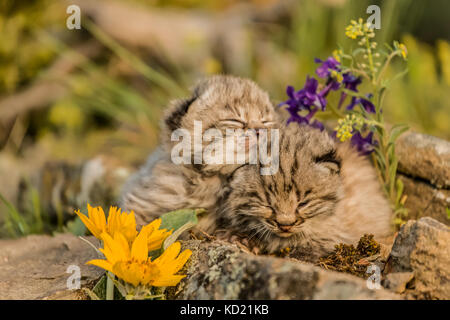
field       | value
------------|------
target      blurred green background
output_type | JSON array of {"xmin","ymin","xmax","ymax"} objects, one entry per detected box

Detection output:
[{"xmin": 0, "ymin": 0, "xmax": 449, "ymax": 237}]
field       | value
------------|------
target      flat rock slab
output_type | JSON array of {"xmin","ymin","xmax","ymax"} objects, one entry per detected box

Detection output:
[
  {"xmin": 170, "ymin": 240, "xmax": 399, "ymax": 300},
  {"xmin": 0, "ymin": 234, "xmax": 103, "ymax": 300}
]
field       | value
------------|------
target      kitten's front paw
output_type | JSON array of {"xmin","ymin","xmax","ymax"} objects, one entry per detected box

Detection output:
[{"xmin": 216, "ymin": 233, "xmax": 261, "ymax": 255}]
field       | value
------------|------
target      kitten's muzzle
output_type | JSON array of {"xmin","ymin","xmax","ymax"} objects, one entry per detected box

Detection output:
[
  {"xmin": 275, "ymin": 217, "xmax": 305, "ymax": 234},
  {"xmin": 277, "ymin": 223, "xmax": 294, "ymax": 232}
]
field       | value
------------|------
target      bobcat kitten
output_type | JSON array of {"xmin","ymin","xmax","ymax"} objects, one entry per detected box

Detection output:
[
  {"xmin": 120, "ymin": 75, "xmax": 279, "ymax": 225},
  {"xmin": 212, "ymin": 124, "xmax": 392, "ymax": 261}
]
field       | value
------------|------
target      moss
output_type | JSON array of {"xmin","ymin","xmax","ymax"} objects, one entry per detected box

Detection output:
[{"xmin": 318, "ymin": 234, "xmax": 380, "ymax": 278}]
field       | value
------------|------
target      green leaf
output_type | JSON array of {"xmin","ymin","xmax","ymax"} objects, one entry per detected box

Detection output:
[
  {"xmin": 385, "ymin": 67, "xmax": 409, "ymax": 87},
  {"xmin": 389, "ymin": 158, "xmax": 399, "ymax": 197},
  {"xmin": 63, "ymin": 216, "xmax": 87, "ymax": 236},
  {"xmin": 389, "ymin": 124, "xmax": 409, "ymax": 144},
  {"xmin": 160, "ymin": 208, "xmax": 203, "ymax": 250},
  {"xmin": 384, "ymin": 43, "xmax": 394, "ymax": 52},
  {"xmin": 352, "ymin": 48, "xmax": 366, "ymax": 56},
  {"xmin": 446, "ymin": 207, "xmax": 450, "ymax": 220},
  {"xmin": 379, "ymin": 49, "xmax": 390, "ymax": 58},
  {"xmin": 160, "ymin": 208, "xmax": 202, "ymax": 232},
  {"xmin": 393, "ymin": 40, "xmax": 399, "ymax": 50},
  {"xmin": 91, "ymin": 274, "xmax": 124, "ymax": 300},
  {"xmin": 373, "ymin": 147, "xmax": 386, "ymax": 171},
  {"xmin": 92, "ymin": 275, "xmax": 107, "ymax": 300},
  {"xmin": 341, "ymin": 88, "xmax": 367, "ymax": 99},
  {"xmin": 0, "ymin": 192, "xmax": 29, "ymax": 236}
]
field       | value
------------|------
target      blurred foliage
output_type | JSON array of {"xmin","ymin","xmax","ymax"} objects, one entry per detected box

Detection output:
[
  {"xmin": 0, "ymin": 0, "xmax": 449, "ymax": 238},
  {"xmin": 0, "ymin": 0, "xmax": 62, "ymax": 93}
]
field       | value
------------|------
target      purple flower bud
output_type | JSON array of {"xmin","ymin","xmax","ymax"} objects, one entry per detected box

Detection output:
[
  {"xmin": 350, "ymin": 131, "xmax": 377, "ymax": 155},
  {"xmin": 315, "ymin": 57, "xmax": 341, "ymax": 78},
  {"xmin": 346, "ymin": 94, "xmax": 375, "ymax": 113}
]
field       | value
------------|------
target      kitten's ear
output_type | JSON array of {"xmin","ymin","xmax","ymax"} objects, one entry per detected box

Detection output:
[
  {"xmin": 163, "ymin": 80, "xmax": 207, "ymax": 132},
  {"xmin": 163, "ymin": 95, "xmax": 198, "ymax": 132}
]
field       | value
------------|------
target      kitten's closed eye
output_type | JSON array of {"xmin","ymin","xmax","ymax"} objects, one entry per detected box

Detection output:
[
  {"xmin": 314, "ymin": 150, "xmax": 341, "ymax": 174},
  {"xmin": 297, "ymin": 199, "xmax": 309, "ymax": 209},
  {"xmin": 262, "ymin": 120, "xmax": 276, "ymax": 127},
  {"xmin": 218, "ymin": 119, "xmax": 245, "ymax": 129}
]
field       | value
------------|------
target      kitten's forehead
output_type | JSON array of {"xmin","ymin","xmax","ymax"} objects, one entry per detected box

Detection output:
[
  {"xmin": 193, "ymin": 76, "xmax": 274, "ymax": 118},
  {"xmin": 281, "ymin": 124, "xmax": 336, "ymax": 157}
]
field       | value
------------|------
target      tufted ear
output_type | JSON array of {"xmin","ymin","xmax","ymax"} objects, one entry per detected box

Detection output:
[{"xmin": 163, "ymin": 95, "xmax": 197, "ymax": 132}]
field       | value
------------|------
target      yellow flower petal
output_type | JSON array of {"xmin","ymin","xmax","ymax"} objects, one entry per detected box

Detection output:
[
  {"xmin": 114, "ymin": 232, "xmax": 131, "ymax": 258},
  {"xmin": 87, "ymin": 259, "xmax": 114, "ymax": 273},
  {"xmin": 142, "ymin": 218, "xmax": 172, "ymax": 251},
  {"xmin": 101, "ymin": 232, "xmax": 129, "ymax": 263},
  {"xmin": 169, "ymin": 249, "xmax": 192, "ymax": 274},
  {"xmin": 75, "ymin": 209, "xmax": 103, "ymax": 239},
  {"xmin": 113, "ymin": 261, "xmax": 141, "ymax": 287},
  {"xmin": 131, "ymin": 228, "xmax": 149, "ymax": 262},
  {"xmin": 107, "ymin": 207, "xmax": 137, "ymax": 243},
  {"xmin": 154, "ymin": 242, "xmax": 181, "ymax": 266},
  {"xmin": 151, "ymin": 275, "xmax": 186, "ymax": 287}
]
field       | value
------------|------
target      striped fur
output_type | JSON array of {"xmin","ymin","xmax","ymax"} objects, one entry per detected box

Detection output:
[{"xmin": 212, "ymin": 124, "xmax": 392, "ymax": 261}]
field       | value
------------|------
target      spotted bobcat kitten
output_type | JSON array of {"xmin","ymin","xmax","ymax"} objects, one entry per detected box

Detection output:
[
  {"xmin": 212, "ymin": 124, "xmax": 392, "ymax": 261},
  {"xmin": 121, "ymin": 75, "xmax": 279, "ymax": 225}
]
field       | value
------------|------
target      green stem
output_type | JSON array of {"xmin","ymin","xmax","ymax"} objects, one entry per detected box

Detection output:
[
  {"xmin": 364, "ymin": 36, "xmax": 375, "ymax": 83},
  {"xmin": 327, "ymin": 103, "xmax": 345, "ymax": 118},
  {"xmin": 376, "ymin": 51, "xmax": 398, "ymax": 86},
  {"xmin": 106, "ymin": 272, "xmax": 115, "ymax": 300}
]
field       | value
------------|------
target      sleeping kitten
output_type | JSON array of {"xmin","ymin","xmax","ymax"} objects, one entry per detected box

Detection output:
[
  {"xmin": 120, "ymin": 75, "xmax": 279, "ymax": 225},
  {"xmin": 211, "ymin": 123, "xmax": 393, "ymax": 261}
]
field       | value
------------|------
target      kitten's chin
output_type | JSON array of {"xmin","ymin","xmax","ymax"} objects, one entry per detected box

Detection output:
[{"xmin": 276, "ymin": 232, "xmax": 294, "ymax": 238}]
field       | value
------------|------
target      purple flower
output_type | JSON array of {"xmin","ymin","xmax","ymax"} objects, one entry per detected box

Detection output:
[
  {"xmin": 286, "ymin": 107, "xmax": 325, "ymax": 131},
  {"xmin": 315, "ymin": 57, "xmax": 340, "ymax": 78},
  {"xmin": 337, "ymin": 73, "xmax": 362, "ymax": 109},
  {"xmin": 287, "ymin": 107, "xmax": 317, "ymax": 125},
  {"xmin": 350, "ymin": 131, "xmax": 377, "ymax": 155},
  {"xmin": 303, "ymin": 76, "xmax": 328, "ymax": 110},
  {"xmin": 279, "ymin": 73, "xmax": 335, "ymax": 131},
  {"xmin": 346, "ymin": 94, "xmax": 376, "ymax": 113},
  {"xmin": 342, "ymin": 73, "xmax": 362, "ymax": 91},
  {"xmin": 319, "ymin": 77, "xmax": 341, "ymax": 101},
  {"xmin": 311, "ymin": 119, "xmax": 325, "ymax": 131},
  {"xmin": 279, "ymin": 76, "xmax": 328, "ymax": 111}
]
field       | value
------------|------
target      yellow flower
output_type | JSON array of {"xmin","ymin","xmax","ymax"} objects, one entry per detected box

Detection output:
[
  {"xmin": 345, "ymin": 21, "xmax": 364, "ymax": 39},
  {"xmin": 106, "ymin": 206, "xmax": 137, "ymax": 244},
  {"xmin": 151, "ymin": 242, "xmax": 192, "ymax": 287},
  {"xmin": 75, "ymin": 204, "xmax": 137, "ymax": 242},
  {"xmin": 332, "ymin": 49, "xmax": 342, "ymax": 63},
  {"xmin": 345, "ymin": 18, "xmax": 375, "ymax": 40},
  {"xmin": 75, "ymin": 204, "xmax": 106, "ymax": 239},
  {"xmin": 141, "ymin": 218, "xmax": 173, "ymax": 251},
  {"xmin": 331, "ymin": 69, "xmax": 343, "ymax": 83},
  {"xmin": 399, "ymin": 43, "xmax": 408, "ymax": 60},
  {"xmin": 87, "ymin": 229, "xmax": 191, "ymax": 287}
]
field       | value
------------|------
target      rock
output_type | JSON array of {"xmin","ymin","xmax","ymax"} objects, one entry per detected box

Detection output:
[
  {"xmin": 396, "ymin": 132, "xmax": 450, "ymax": 189},
  {"xmin": 385, "ymin": 217, "xmax": 450, "ymax": 299},
  {"xmin": 399, "ymin": 174, "xmax": 450, "ymax": 225},
  {"xmin": 383, "ymin": 272, "xmax": 415, "ymax": 294},
  {"xmin": 168, "ymin": 240, "xmax": 400, "ymax": 300},
  {"xmin": 0, "ymin": 233, "xmax": 103, "ymax": 299},
  {"xmin": 16, "ymin": 155, "xmax": 132, "ymax": 226}
]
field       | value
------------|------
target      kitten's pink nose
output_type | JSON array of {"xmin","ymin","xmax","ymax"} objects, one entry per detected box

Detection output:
[
  {"xmin": 278, "ymin": 224, "xmax": 293, "ymax": 232},
  {"xmin": 276, "ymin": 220, "xmax": 295, "ymax": 232}
]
